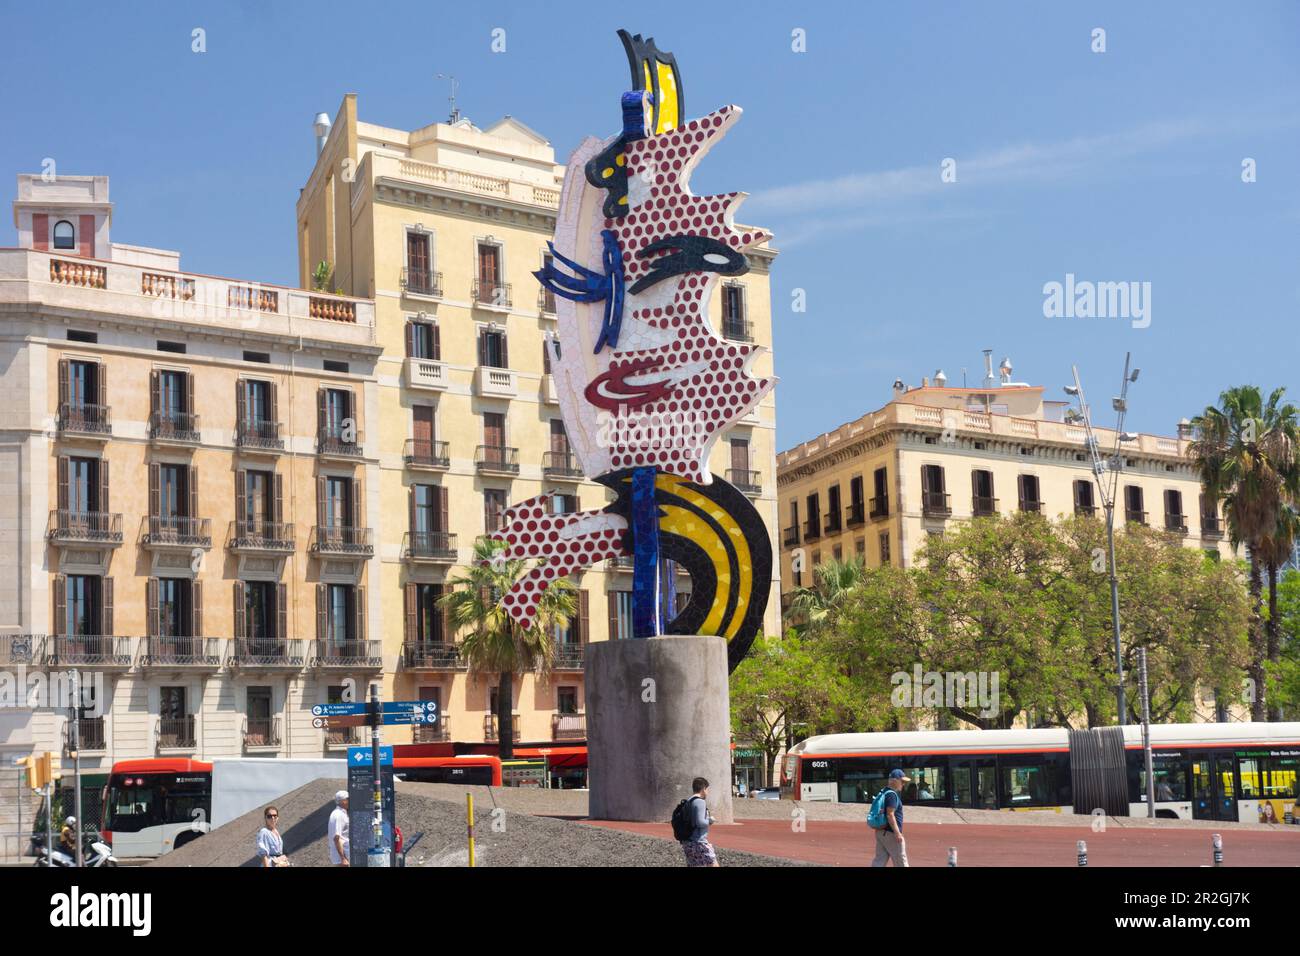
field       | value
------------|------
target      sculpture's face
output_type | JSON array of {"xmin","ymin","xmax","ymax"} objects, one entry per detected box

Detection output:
[{"xmin": 547, "ymin": 106, "xmax": 774, "ymax": 486}]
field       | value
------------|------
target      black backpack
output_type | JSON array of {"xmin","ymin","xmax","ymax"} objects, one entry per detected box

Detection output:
[{"xmin": 670, "ymin": 796, "xmax": 702, "ymax": 841}]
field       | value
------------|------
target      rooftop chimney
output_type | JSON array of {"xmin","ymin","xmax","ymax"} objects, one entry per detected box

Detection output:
[
  {"xmin": 313, "ymin": 112, "xmax": 332, "ymax": 158},
  {"xmin": 982, "ymin": 349, "xmax": 996, "ymax": 389}
]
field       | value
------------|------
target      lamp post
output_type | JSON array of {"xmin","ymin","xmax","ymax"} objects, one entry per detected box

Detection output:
[{"xmin": 1065, "ymin": 353, "xmax": 1140, "ymax": 726}]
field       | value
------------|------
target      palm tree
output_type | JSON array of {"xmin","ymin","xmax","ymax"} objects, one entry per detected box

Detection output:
[
  {"xmin": 439, "ymin": 537, "xmax": 578, "ymax": 758},
  {"xmin": 786, "ymin": 554, "xmax": 867, "ymax": 634},
  {"xmin": 1190, "ymin": 385, "xmax": 1300, "ymax": 720},
  {"xmin": 1258, "ymin": 505, "xmax": 1300, "ymax": 719}
]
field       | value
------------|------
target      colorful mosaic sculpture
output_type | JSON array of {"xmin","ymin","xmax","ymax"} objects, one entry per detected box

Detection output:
[{"xmin": 491, "ymin": 30, "xmax": 774, "ymax": 671}]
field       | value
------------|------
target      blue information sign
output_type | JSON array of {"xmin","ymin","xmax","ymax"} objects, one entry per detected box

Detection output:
[{"xmin": 347, "ymin": 745, "xmax": 393, "ymax": 766}]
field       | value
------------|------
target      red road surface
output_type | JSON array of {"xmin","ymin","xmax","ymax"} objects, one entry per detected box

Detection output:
[{"xmin": 583, "ymin": 818, "xmax": 1300, "ymax": 866}]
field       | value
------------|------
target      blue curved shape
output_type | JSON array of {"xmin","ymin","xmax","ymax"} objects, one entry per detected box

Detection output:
[{"xmin": 532, "ymin": 230, "xmax": 625, "ymax": 353}]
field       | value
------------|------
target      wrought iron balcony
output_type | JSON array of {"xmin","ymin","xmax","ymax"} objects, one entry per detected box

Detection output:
[
  {"xmin": 1018, "ymin": 498, "xmax": 1043, "ymax": 514},
  {"xmin": 243, "ymin": 716, "xmax": 282, "ymax": 750},
  {"xmin": 869, "ymin": 495, "xmax": 890, "ymax": 519},
  {"xmin": 543, "ymin": 451, "xmax": 584, "ymax": 480},
  {"xmin": 317, "ymin": 424, "xmax": 363, "ymax": 458},
  {"xmin": 1075, "ymin": 503, "xmax": 1098, "ymax": 518},
  {"xmin": 149, "ymin": 410, "xmax": 202, "ymax": 445},
  {"xmin": 472, "ymin": 278, "xmax": 512, "ymax": 308},
  {"xmin": 402, "ymin": 642, "xmax": 465, "ymax": 670},
  {"xmin": 142, "ymin": 515, "xmax": 212, "ymax": 549},
  {"xmin": 50, "ymin": 635, "xmax": 135, "ymax": 668},
  {"xmin": 57, "ymin": 402, "xmax": 111, "ymax": 438},
  {"xmin": 157, "ymin": 716, "xmax": 197, "ymax": 751},
  {"xmin": 553, "ymin": 644, "xmax": 585, "ymax": 670},
  {"xmin": 551, "ymin": 712, "xmax": 586, "ymax": 741},
  {"xmin": 538, "ymin": 286, "xmax": 557, "ymax": 314},
  {"xmin": 781, "ymin": 526, "xmax": 799, "ymax": 547},
  {"xmin": 235, "ymin": 418, "xmax": 284, "ymax": 452},
  {"xmin": 401, "ymin": 267, "xmax": 443, "ymax": 298},
  {"xmin": 1201, "ymin": 516, "xmax": 1224, "ymax": 539},
  {"xmin": 721, "ymin": 318, "xmax": 753, "ymax": 342},
  {"xmin": 476, "ymin": 445, "xmax": 520, "ymax": 475},
  {"xmin": 483, "ymin": 714, "xmax": 521, "ymax": 743},
  {"xmin": 404, "ymin": 438, "xmax": 451, "ymax": 469},
  {"xmin": 1164, "ymin": 513, "xmax": 1189, "ymax": 534},
  {"xmin": 1125, "ymin": 509, "xmax": 1148, "ymax": 526},
  {"xmin": 802, "ymin": 517, "xmax": 821, "ymax": 541},
  {"xmin": 921, "ymin": 492, "xmax": 951, "ymax": 517},
  {"xmin": 69, "ymin": 717, "xmax": 106, "ymax": 752},
  {"xmin": 309, "ymin": 525, "xmax": 374, "ymax": 557},
  {"xmin": 403, "ymin": 530, "xmax": 458, "ymax": 562},
  {"xmin": 229, "ymin": 520, "xmax": 295, "ymax": 554},
  {"xmin": 823, "ymin": 510, "xmax": 842, "ymax": 534},
  {"xmin": 229, "ymin": 639, "xmax": 307, "ymax": 670},
  {"xmin": 846, "ymin": 501, "xmax": 866, "ymax": 527},
  {"xmin": 726, "ymin": 468, "xmax": 762, "ymax": 496},
  {"xmin": 972, "ymin": 496, "xmax": 999, "ymax": 517},
  {"xmin": 142, "ymin": 636, "xmax": 222, "ymax": 669},
  {"xmin": 412, "ymin": 724, "xmax": 452, "ymax": 743},
  {"xmin": 48, "ymin": 510, "xmax": 123, "ymax": 546},
  {"xmin": 314, "ymin": 640, "xmax": 383, "ymax": 669}
]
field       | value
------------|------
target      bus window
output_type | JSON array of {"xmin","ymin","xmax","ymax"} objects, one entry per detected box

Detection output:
[
  {"xmin": 999, "ymin": 754, "xmax": 1070, "ymax": 808},
  {"xmin": 1237, "ymin": 758, "xmax": 1259, "ymax": 799},
  {"xmin": 1138, "ymin": 754, "xmax": 1188, "ymax": 802},
  {"xmin": 834, "ymin": 758, "xmax": 888, "ymax": 804},
  {"xmin": 1261, "ymin": 756, "xmax": 1298, "ymax": 799},
  {"xmin": 899, "ymin": 763, "xmax": 947, "ymax": 802}
]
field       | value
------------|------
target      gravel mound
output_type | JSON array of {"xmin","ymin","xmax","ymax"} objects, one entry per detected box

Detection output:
[{"xmin": 149, "ymin": 778, "xmax": 807, "ymax": 867}]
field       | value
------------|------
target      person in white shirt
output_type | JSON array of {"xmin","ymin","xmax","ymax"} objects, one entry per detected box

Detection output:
[{"xmin": 328, "ymin": 790, "xmax": 350, "ymax": 866}]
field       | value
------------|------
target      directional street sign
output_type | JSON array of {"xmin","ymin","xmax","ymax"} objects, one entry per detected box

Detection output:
[
  {"xmin": 316, "ymin": 712, "xmax": 437, "ymax": 729},
  {"xmin": 380, "ymin": 701, "xmax": 438, "ymax": 714},
  {"xmin": 375, "ymin": 711, "xmax": 436, "ymax": 725},
  {"xmin": 312, "ymin": 702, "xmax": 368, "ymax": 717},
  {"xmin": 313, "ymin": 700, "xmax": 438, "ymax": 719}
]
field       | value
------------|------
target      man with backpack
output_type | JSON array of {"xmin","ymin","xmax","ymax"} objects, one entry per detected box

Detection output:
[
  {"xmin": 671, "ymin": 777, "xmax": 719, "ymax": 867},
  {"xmin": 868, "ymin": 769, "xmax": 910, "ymax": 867}
]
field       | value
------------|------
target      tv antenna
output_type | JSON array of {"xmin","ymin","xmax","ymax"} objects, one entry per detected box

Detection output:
[{"xmin": 436, "ymin": 73, "xmax": 461, "ymax": 125}]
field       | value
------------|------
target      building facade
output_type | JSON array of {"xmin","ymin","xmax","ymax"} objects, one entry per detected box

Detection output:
[
  {"xmin": 776, "ymin": 365, "xmax": 1235, "ymax": 587},
  {"xmin": 0, "ymin": 173, "xmax": 385, "ymax": 774},
  {"xmin": 295, "ymin": 95, "xmax": 781, "ymax": 748}
]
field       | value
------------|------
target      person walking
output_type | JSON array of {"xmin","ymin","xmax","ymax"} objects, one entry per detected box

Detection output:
[
  {"xmin": 673, "ymin": 777, "xmax": 719, "ymax": 867},
  {"xmin": 869, "ymin": 769, "xmax": 910, "ymax": 867},
  {"xmin": 256, "ymin": 806, "xmax": 289, "ymax": 867},
  {"xmin": 328, "ymin": 790, "xmax": 351, "ymax": 866}
]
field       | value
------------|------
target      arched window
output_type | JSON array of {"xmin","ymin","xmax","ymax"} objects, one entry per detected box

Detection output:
[{"xmin": 53, "ymin": 220, "xmax": 75, "ymax": 250}]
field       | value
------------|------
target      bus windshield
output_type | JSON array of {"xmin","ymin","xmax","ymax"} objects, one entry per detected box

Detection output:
[{"xmin": 104, "ymin": 772, "xmax": 211, "ymax": 833}]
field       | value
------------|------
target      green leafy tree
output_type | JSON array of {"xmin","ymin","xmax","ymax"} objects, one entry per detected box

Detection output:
[
  {"xmin": 1266, "ymin": 567, "xmax": 1300, "ymax": 716},
  {"xmin": 439, "ymin": 537, "xmax": 577, "ymax": 758},
  {"xmin": 312, "ymin": 259, "xmax": 334, "ymax": 292},
  {"xmin": 1190, "ymin": 385, "xmax": 1300, "ymax": 719}
]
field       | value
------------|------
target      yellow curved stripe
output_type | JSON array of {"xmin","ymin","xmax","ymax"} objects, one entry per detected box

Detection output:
[
  {"xmin": 655, "ymin": 62, "xmax": 679, "ymax": 132},
  {"xmin": 656, "ymin": 475, "xmax": 751, "ymax": 640},
  {"xmin": 659, "ymin": 504, "xmax": 730, "ymax": 636}
]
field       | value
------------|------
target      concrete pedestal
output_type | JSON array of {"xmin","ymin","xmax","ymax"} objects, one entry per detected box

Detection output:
[{"xmin": 586, "ymin": 635, "xmax": 733, "ymax": 824}]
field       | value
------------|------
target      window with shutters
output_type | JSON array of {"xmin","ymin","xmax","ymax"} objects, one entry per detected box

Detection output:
[
  {"xmin": 557, "ymin": 687, "xmax": 579, "ymax": 715},
  {"xmin": 326, "ymin": 584, "xmax": 355, "ymax": 644},
  {"xmin": 721, "ymin": 283, "xmax": 749, "ymax": 340},
  {"xmin": 871, "ymin": 467, "xmax": 889, "ymax": 518},
  {"xmin": 972, "ymin": 470, "xmax": 996, "ymax": 516},
  {"xmin": 67, "ymin": 457, "xmax": 99, "ymax": 514},
  {"xmin": 1125, "ymin": 485, "xmax": 1146, "ymax": 524},
  {"xmin": 323, "ymin": 476, "xmax": 353, "ymax": 528},
  {"xmin": 484, "ymin": 489, "xmax": 508, "ymax": 532},
  {"xmin": 609, "ymin": 591, "xmax": 635, "ymax": 641},
  {"xmin": 804, "ymin": 492, "xmax": 821, "ymax": 540},
  {"xmin": 64, "ymin": 575, "xmax": 101, "ymax": 635},
  {"xmin": 1074, "ymin": 480, "xmax": 1096, "ymax": 516},
  {"xmin": 1164, "ymin": 489, "xmax": 1186, "ymax": 531},
  {"xmin": 879, "ymin": 532, "xmax": 891, "ymax": 565},
  {"xmin": 244, "ymin": 581, "xmax": 277, "ymax": 643},
  {"xmin": 476, "ymin": 242, "xmax": 506, "ymax": 305},
  {"xmin": 1017, "ymin": 474, "xmax": 1042, "ymax": 512},
  {"xmin": 479, "ymin": 328, "xmax": 508, "ymax": 368},
  {"xmin": 407, "ymin": 320, "xmax": 440, "ymax": 359},
  {"xmin": 921, "ymin": 465, "xmax": 949, "ymax": 515},
  {"xmin": 158, "ymin": 579, "xmax": 192, "ymax": 638},
  {"xmin": 825, "ymin": 484, "xmax": 842, "ymax": 533},
  {"xmin": 66, "ymin": 360, "xmax": 99, "ymax": 410},
  {"xmin": 405, "ymin": 231, "xmax": 439, "ymax": 296},
  {"xmin": 53, "ymin": 220, "xmax": 75, "ymax": 250},
  {"xmin": 412, "ymin": 583, "xmax": 445, "ymax": 643}
]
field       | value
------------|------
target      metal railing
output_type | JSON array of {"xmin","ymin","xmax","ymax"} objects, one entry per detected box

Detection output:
[
  {"xmin": 551, "ymin": 713, "xmax": 586, "ymax": 741},
  {"xmin": 401, "ymin": 267, "xmax": 443, "ymax": 297},
  {"xmin": 802, "ymin": 516, "xmax": 821, "ymax": 540},
  {"xmin": 149, "ymin": 410, "xmax": 202, "ymax": 443},
  {"xmin": 243, "ymin": 716, "xmax": 282, "ymax": 749},
  {"xmin": 412, "ymin": 724, "xmax": 451, "ymax": 743},
  {"xmin": 483, "ymin": 714, "xmax": 521, "ymax": 743},
  {"xmin": 143, "ymin": 636, "xmax": 221, "ymax": 668},
  {"xmin": 70, "ymin": 717, "xmax": 106, "ymax": 751},
  {"xmin": 403, "ymin": 530, "xmax": 457, "ymax": 561},
  {"xmin": 157, "ymin": 716, "xmax": 197, "ymax": 750},
  {"xmin": 57, "ymin": 402, "xmax": 111, "ymax": 436},
  {"xmin": 310, "ymin": 525, "xmax": 374, "ymax": 556},
  {"xmin": 1125, "ymin": 509, "xmax": 1148, "ymax": 526},
  {"xmin": 472, "ymin": 278, "xmax": 512, "ymax": 307},
  {"xmin": 538, "ymin": 287, "xmax": 557, "ymax": 314},
  {"xmin": 229, "ymin": 639, "xmax": 307, "ymax": 668},
  {"xmin": 543, "ymin": 450, "xmax": 584, "ymax": 479},
  {"xmin": 721, "ymin": 318, "xmax": 753, "ymax": 342},
  {"xmin": 1164, "ymin": 513, "xmax": 1189, "ymax": 533},
  {"xmin": 1018, "ymin": 498, "xmax": 1042, "ymax": 514},
  {"xmin": 553, "ymin": 644, "xmax": 585, "ymax": 670},
  {"xmin": 972, "ymin": 495, "xmax": 999, "ymax": 517},
  {"xmin": 235, "ymin": 418, "xmax": 283, "ymax": 451},
  {"xmin": 144, "ymin": 515, "xmax": 212, "ymax": 548},
  {"xmin": 921, "ymin": 492, "xmax": 951, "ymax": 517},
  {"xmin": 1075, "ymin": 503, "xmax": 1098, "ymax": 517},
  {"xmin": 49, "ymin": 510, "xmax": 122, "ymax": 544},
  {"xmin": 314, "ymin": 640, "xmax": 383, "ymax": 668},
  {"xmin": 403, "ymin": 438, "xmax": 450, "ymax": 469},
  {"xmin": 50, "ymin": 636, "xmax": 134, "ymax": 667},
  {"xmin": 845, "ymin": 501, "xmax": 866, "ymax": 526},
  {"xmin": 823, "ymin": 510, "xmax": 842, "ymax": 534},
  {"xmin": 326, "ymin": 726, "xmax": 361, "ymax": 747},
  {"xmin": 781, "ymin": 526, "xmax": 799, "ymax": 547},
  {"xmin": 229, "ymin": 520, "xmax": 295, "ymax": 552},
  {"xmin": 869, "ymin": 495, "xmax": 890, "ymax": 519},
  {"xmin": 402, "ymin": 642, "xmax": 463, "ymax": 670},
  {"xmin": 317, "ymin": 424, "xmax": 363, "ymax": 457},
  {"xmin": 1201, "ymin": 516, "xmax": 1224, "ymax": 538},
  {"xmin": 725, "ymin": 468, "xmax": 762, "ymax": 495},
  {"xmin": 476, "ymin": 445, "xmax": 520, "ymax": 474}
]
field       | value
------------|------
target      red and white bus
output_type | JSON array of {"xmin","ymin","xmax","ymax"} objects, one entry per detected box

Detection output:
[{"xmin": 781, "ymin": 721, "xmax": 1300, "ymax": 823}]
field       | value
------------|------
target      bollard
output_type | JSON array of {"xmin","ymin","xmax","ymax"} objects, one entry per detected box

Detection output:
[
  {"xmin": 1212, "ymin": 833, "xmax": 1222, "ymax": 867},
  {"xmin": 467, "ymin": 793, "xmax": 476, "ymax": 868},
  {"xmin": 947, "ymin": 846, "xmax": 958, "ymax": 867},
  {"xmin": 1077, "ymin": 839, "xmax": 1088, "ymax": 867}
]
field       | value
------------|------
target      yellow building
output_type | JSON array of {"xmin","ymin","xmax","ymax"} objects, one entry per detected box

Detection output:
[
  {"xmin": 776, "ymin": 357, "xmax": 1234, "ymax": 588},
  {"xmin": 295, "ymin": 95, "xmax": 781, "ymax": 749},
  {"xmin": 0, "ymin": 173, "xmax": 384, "ymax": 773}
]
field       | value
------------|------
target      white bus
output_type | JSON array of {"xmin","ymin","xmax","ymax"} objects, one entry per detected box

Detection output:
[{"xmin": 781, "ymin": 722, "xmax": 1300, "ymax": 823}]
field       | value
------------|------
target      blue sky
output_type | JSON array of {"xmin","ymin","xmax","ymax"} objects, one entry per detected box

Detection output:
[{"xmin": 3, "ymin": 0, "xmax": 1297, "ymax": 448}]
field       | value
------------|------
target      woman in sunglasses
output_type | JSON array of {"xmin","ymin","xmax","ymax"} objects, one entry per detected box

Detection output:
[{"xmin": 256, "ymin": 806, "xmax": 289, "ymax": 867}]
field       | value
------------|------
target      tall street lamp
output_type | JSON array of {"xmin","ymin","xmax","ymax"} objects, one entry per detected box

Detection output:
[{"xmin": 1065, "ymin": 353, "xmax": 1140, "ymax": 725}]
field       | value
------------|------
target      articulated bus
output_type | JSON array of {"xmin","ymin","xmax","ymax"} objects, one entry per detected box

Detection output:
[{"xmin": 781, "ymin": 722, "xmax": 1300, "ymax": 823}]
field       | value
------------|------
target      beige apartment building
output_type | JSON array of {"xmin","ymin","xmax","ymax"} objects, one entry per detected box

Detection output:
[
  {"xmin": 776, "ymin": 358, "xmax": 1235, "ymax": 591},
  {"xmin": 296, "ymin": 95, "xmax": 781, "ymax": 750},
  {"xmin": 0, "ymin": 173, "xmax": 385, "ymax": 774}
]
